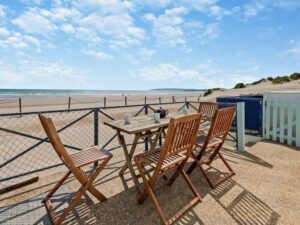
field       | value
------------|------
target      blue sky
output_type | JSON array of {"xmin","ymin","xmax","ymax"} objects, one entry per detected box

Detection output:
[{"xmin": 0, "ymin": 0, "xmax": 299, "ymax": 90}]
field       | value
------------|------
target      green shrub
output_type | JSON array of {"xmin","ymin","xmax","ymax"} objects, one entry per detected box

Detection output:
[
  {"xmin": 267, "ymin": 77, "xmax": 273, "ymax": 81},
  {"xmin": 272, "ymin": 76, "xmax": 290, "ymax": 84},
  {"xmin": 204, "ymin": 89, "xmax": 213, "ymax": 96},
  {"xmin": 203, "ymin": 88, "xmax": 222, "ymax": 96},
  {"xmin": 290, "ymin": 72, "xmax": 300, "ymax": 80},
  {"xmin": 252, "ymin": 78, "xmax": 266, "ymax": 85},
  {"xmin": 234, "ymin": 83, "xmax": 246, "ymax": 89}
]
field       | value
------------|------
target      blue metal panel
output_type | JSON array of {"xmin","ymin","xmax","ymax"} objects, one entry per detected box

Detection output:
[{"xmin": 217, "ymin": 96, "xmax": 263, "ymax": 134}]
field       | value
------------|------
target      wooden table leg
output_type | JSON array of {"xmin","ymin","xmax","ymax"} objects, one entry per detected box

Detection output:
[
  {"xmin": 149, "ymin": 128, "xmax": 163, "ymax": 151},
  {"xmin": 117, "ymin": 131, "xmax": 142, "ymax": 192},
  {"xmin": 119, "ymin": 133, "xmax": 140, "ymax": 175}
]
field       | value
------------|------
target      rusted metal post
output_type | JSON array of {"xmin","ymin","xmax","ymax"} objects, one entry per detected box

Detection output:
[
  {"xmin": 68, "ymin": 97, "xmax": 71, "ymax": 111},
  {"xmin": 104, "ymin": 97, "xmax": 106, "ymax": 107},
  {"xmin": 144, "ymin": 105, "xmax": 149, "ymax": 151},
  {"xmin": 125, "ymin": 96, "xmax": 127, "ymax": 106},
  {"xmin": 94, "ymin": 109, "xmax": 99, "ymax": 167},
  {"xmin": 19, "ymin": 98, "xmax": 22, "ymax": 117}
]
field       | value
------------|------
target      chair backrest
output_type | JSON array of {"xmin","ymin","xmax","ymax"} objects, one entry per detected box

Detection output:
[
  {"xmin": 207, "ymin": 107, "xmax": 236, "ymax": 141},
  {"xmin": 198, "ymin": 102, "xmax": 218, "ymax": 122},
  {"xmin": 39, "ymin": 114, "xmax": 75, "ymax": 170},
  {"xmin": 161, "ymin": 114, "xmax": 201, "ymax": 160}
]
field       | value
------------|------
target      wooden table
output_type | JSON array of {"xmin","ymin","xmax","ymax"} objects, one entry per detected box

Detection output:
[{"xmin": 104, "ymin": 113, "xmax": 185, "ymax": 192}]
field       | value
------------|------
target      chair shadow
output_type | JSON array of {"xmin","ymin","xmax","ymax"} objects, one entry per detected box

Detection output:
[
  {"xmin": 206, "ymin": 170, "xmax": 280, "ymax": 225},
  {"xmin": 221, "ymin": 147, "xmax": 273, "ymax": 169},
  {"xmin": 1, "ymin": 157, "xmax": 280, "ymax": 225}
]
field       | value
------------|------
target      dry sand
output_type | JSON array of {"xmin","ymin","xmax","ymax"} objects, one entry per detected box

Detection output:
[
  {"xmin": 1, "ymin": 79, "xmax": 300, "ymax": 114},
  {"xmin": 203, "ymin": 79, "xmax": 300, "ymax": 101},
  {"xmin": 1, "ymin": 141, "xmax": 299, "ymax": 225}
]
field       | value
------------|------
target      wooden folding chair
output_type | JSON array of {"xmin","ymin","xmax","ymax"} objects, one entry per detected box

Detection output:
[
  {"xmin": 198, "ymin": 101, "xmax": 218, "ymax": 123},
  {"xmin": 39, "ymin": 114, "xmax": 112, "ymax": 225},
  {"xmin": 134, "ymin": 114, "xmax": 202, "ymax": 225},
  {"xmin": 187, "ymin": 107, "xmax": 236, "ymax": 189}
]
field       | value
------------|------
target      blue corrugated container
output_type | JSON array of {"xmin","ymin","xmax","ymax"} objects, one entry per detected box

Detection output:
[{"xmin": 217, "ymin": 95, "xmax": 263, "ymax": 134}]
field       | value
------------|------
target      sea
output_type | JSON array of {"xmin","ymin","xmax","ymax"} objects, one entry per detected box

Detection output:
[{"xmin": 0, "ymin": 89, "xmax": 205, "ymax": 98}]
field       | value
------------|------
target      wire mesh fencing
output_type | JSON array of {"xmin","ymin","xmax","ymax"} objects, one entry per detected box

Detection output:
[
  {"xmin": 0, "ymin": 102, "xmax": 188, "ymax": 190},
  {"xmin": 0, "ymin": 101, "xmax": 237, "ymax": 190}
]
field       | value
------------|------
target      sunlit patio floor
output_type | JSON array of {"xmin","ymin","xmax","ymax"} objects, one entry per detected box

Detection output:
[{"xmin": 0, "ymin": 141, "xmax": 299, "ymax": 225}]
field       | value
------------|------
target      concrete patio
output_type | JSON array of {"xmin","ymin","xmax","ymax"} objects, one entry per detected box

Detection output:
[{"xmin": 0, "ymin": 141, "xmax": 299, "ymax": 225}]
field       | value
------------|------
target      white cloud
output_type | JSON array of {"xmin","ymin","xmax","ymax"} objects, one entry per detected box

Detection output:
[
  {"xmin": 49, "ymin": 7, "xmax": 81, "ymax": 21},
  {"xmin": 0, "ymin": 32, "xmax": 40, "ymax": 49},
  {"xmin": 209, "ymin": 5, "xmax": 240, "ymax": 19},
  {"xmin": 144, "ymin": 7, "xmax": 189, "ymax": 46},
  {"xmin": 75, "ymin": 0, "xmax": 134, "ymax": 14},
  {"xmin": 273, "ymin": 0, "xmax": 300, "ymax": 9},
  {"xmin": 21, "ymin": 60, "xmax": 86, "ymax": 82},
  {"xmin": 284, "ymin": 41, "xmax": 300, "ymax": 55},
  {"xmin": 181, "ymin": 0, "xmax": 217, "ymax": 12},
  {"xmin": 0, "ymin": 61, "xmax": 24, "ymax": 83},
  {"xmin": 0, "ymin": 4, "xmax": 6, "ymax": 18},
  {"xmin": 75, "ymin": 26, "xmax": 102, "ymax": 45},
  {"xmin": 133, "ymin": 63, "xmax": 199, "ymax": 81},
  {"xmin": 126, "ymin": 48, "xmax": 155, "ymax": 64},
  {"xmin": 201, "ymin": 23, "xmax": 219, "ymax": 41},
  {"xmin": 0, "ymin": 27, "xmax": 10, "ymax": 36},
  {"xmin": 133, "ymin": 61, "xmax": 259, "ymax": 88},
  {"xmin": 61, "ymin": 24, "xmax": 75, "ymax": 33},
  {"xmin": 82, "ymin": 49, "xmax": 113, "ymax": 60},
  {"xmin": 244, "ymin": 3, "xmax": 264, "ymax": 18},
  {"xmin": 81, "ymin": 13, "xmax": 145, "ymax": 45},
  {"xmin": 12, "ymin": 8, "xmax": 57, "ymax": 34},
  {"xmin": 20, "ymin": 0, "xmax": 44, "ymax": 5},
  {"xmin": 0, "ymin": 59, "xmax": 87, "ymax": 88},
  {"xmin": 135, "ymin": 0, "xmax": 172, "ymax": 8}
]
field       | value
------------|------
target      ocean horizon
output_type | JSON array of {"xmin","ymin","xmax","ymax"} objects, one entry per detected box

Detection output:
[{"xmin": 0, "ymin": 88, "xmax": 205, "ymax": 98}]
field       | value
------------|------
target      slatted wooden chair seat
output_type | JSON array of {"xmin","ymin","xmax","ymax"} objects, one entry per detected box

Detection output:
[
  {"xmin": 39, "ymin": 114, "xmax": 112, "ymax": 225},
  {"xmin": 136, "ymin": 148, "xmax": 187, "ymax": 170},
  {"xmin": 194, "ymin": 133, "xmax": 222, "ymax": 148},
  {"xmin": 187, "ymin": 107, "xmax": 236, "ymax": 189},
  {"xmin": 134, "ymin": 114, "xmax": 202, "ymax": 225},
  {"xmin": 69, "ymin": 146, "xmax": 110, "ymax": 167}
]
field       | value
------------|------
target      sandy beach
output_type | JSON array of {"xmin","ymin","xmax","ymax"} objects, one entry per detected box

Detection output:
[
  {"xmin": 1, "ymin": 80, "xmax": 300, "ymax": 114},
  {"xmin": 1, "ymin": 80, "xmax": 300, "ymax": 189},
  {"xmin": 0, "ymin": 93, "xmax": 201, "ymax": 114}
]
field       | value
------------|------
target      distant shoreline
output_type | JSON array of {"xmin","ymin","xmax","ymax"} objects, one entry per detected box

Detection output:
[{"xmin": 0, "ymin": 88, "xmax": 205, "ymax": 98}]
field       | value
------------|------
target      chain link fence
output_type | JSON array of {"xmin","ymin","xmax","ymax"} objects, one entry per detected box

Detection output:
[{"xmin": 0, "ymin": 101, "xmax": 237, "ymax": 191}]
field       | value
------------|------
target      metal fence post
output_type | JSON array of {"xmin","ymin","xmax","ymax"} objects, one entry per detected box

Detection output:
[
  {"xmin": 237, "ymin": 102, "xmax": 245, "ymax": 151},
  {"xmin": 159, "ymin": 97, "xmax": 161, "ymax": 105},
  {"xmin": 144, "ymin": 96, "xmax": 147, "ymax": 104},
  {"xmin": 186, "ymin": 101, "xmax": 189, "ymax": 109},
  {"xmin": 68, "ymin": 97, "xmax": 71, "ymax": 111},
  {"xmin": 104, "ymin": 97, "xmax": 106, "ymax": 107},
  {"xmin": 18, "ymin": 98, "xmax": 22, "ymax": 117},
  {"xmin": 94, "ymin": 109, "xmax": 99, "ymax": 146},
  {"xmin": 172, "ymin": 96, "xmax": 175, "ymax": 103},
  {"xmin": 144, "ymin": 104, "xmax": 149, "ymax": 151},
  {"xmin": 125, "ymin": 96, "xmax": 127, "ymax": 106}
]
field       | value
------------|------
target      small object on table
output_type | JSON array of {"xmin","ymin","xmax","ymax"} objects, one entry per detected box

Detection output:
[
  {"xmin": 123, "ymin": 113, "xmax": 131, "ymax": 125},
  {"xmin": 154, "ymin": 113, "xmax": 160, "ymax": 123},
  {"xmin": 182, "ymin": 105, "xmax": 189, "ymax": 115},
  {"xmin": 155, "ymin": 107, "xmax": 168, "ymax": 118}
]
